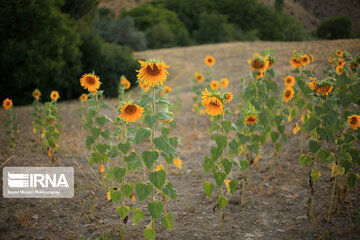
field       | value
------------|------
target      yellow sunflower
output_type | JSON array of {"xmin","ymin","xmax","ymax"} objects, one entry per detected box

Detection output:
[
  {"xmin": 136, "ymin": 60, "xmax": 169, "ymax": 87},
  {"xmin": 349, "ymin": 61, "xmax": 358, "ymax": 69},
  {"xmin": 335, "ymin": 49, "xmax": 343, "ymax": 57},
  {"xmin": 316, "ymin": 85, "xmax": 333, "ymax": 96},
  {"xmin": 119, "ymin": 103, "xmax": 144, "ymax": 122},
  {"xmin": 348, "ymin": 115, "xmax": 360, "ymax": 130},
  {"xmin": 224, "ymin": 92, "xmax": 233, "ymax": 103},
  {"xmin": 301, "ymin": 55, "xmax": 310, "ymax": 66},
  {"xmin": 283, "ymin": 87, "xmax": 295, "ymax": 103},
  {"xmin": 32, "ymin": 89, "xmax": 41, "ymax": 100},
  {"xmin": 203, "ymin": 96, "xmax": 223, "ymax": 116},
  {"xmin": 210, "ymin": 80, "xmax": 219, "ymax": 90},
  {"xmin": 244, "ymin": 114, "xmax": 257, "ymax": 126},
  {"xmin": 120, "ymin": 78, "xmax": 131, "ymax": 89},
  {"xmin": 50, "ymin": 91, "xmax": 59, "ymax": 101},
  {"xmin": 336, "ymin": 66, "xmax": 343, "ymax": 75},
  {"xmin": 308, "ymin": 80, "xmax": 317, "ymax": 91},
  {"xmin": 266, "ymin": 56, "xmax": 275, "ymax": 68},
  {"xmin": 195, "ymin": 72, "xmax": 204, "ymax": 83},
  {"xmin": 164, "ymin": 86, "xmax": 172, "ymax": 93},
  {"xmin": 249, "ymin": 55, "xmax": 269, "ymax": 72},
  {"xmin": 80, "ymin": 73, "xmax": 101, "ymax": 92},
  {"xmin": 328, "ymin": 57, "xmax": 333, "ymax": 63},
  {"xmin": 221, "ymin": 78, "xmax": 229, "ymax": 88},
  {"xmin": 3, "ymin": 98, "xmax": 13, "ymax": 110},
  {"xmin": 256, "ymin": 71, "xmax": 263, "ymax": 79},
  {"xmin": 201, "ymin": 88, "xmax": 210, "ymax": 104},
  {"xmin": 205, "ymin": 56, "xmax": 215, "ymax": 66},
  {"xmin": 284, "ymin": 75, "xmax": 295, "ymax": 87},
  {"xmin": 338, "ymin": 58, "xmax": 346, "ymax": 67},
  {"xmin": 80, "ymin": 93, "xmax": 88, "ymax": 102},
  {"xmin": 290, "ymin": 57, "xmax": 303, "ymax": 68},
  {"xmin": 310, "ymin": 55, "xmax": 314, "ymax": 62}
]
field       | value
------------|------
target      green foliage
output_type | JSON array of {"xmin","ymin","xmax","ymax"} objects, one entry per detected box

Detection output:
[{"xmin": 317, "ymin": 16, "xmax": 353, "ymax": 40}]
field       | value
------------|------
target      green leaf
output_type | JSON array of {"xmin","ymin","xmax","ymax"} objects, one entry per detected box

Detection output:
[
  {"xmin": 229, "ymin": 179, "xmax": 238, "ymax": 194},
  {"xmin": 148, "ymin": 201, "xmax": 163, "ymax": 219},
  {"xmin": 275, "ymin": 142, "xmax": 282, "ymax": 153},
  {"xmin": 217, "ymin": 195, "xmax": 228, "ymax": 209},
  {"xmin": 162, "ymin": 182, "xmax": 177, "ymax": 199},
  {"xmin": 145, "ymin": 114, "xmax": 157, "ymax": 128},
  {"xmin": 142, "ymin": 151, "xmax": 159, "ymax": 169},
  {"xmin": 221, "ymin": 120, "xmax": 231, "ymax": 134},
  {"xmin": 154, "ymin": 135, "xmax": 177, "ymax": 156},
  {"xmin": 149, "ymin": 170, "xmax": 166, "ymax": 189},
  {"xmin": 135, "ymin": 183, "xmax": 152, "ymax": 202},
  {"xmin": 310, "ymin": 168, "xmax": 321, "ymax": 181},
  {"xmin": 96, "ymin": 116, "xmax": 108, "ymax": 127},
  {"xmin": 116, "ymin": 205, "xmax": 130, "ymax": 219},
  {"xmin": 237, "ymin": 133, "xmax": 250, "ymax": 145},
  {"xmin": 213, "ymin": 172, "xmax": 226, "ymax": 187},
  {"xmin": 169, "ymin": 136, "xmax": 179, "ymax": 149},
  {"xmin": 161, "ymin": 213, "xmax": 173, "ymax": 230},
  {"xmin": 136, "ymin": 94, "xmax": 152, "ymax": 106},
  {"xmin": 135, "ymin": 128, "xmax": 151, "ymax": 144},
  {"xmin": 209, "ymin": 122, "xmax": 220, "ymax": 133},
  {"xmin": 309, "ymin": 140, "xmax": 321, "ymax": 154},
  {"xmin": 132, "ymin": 207, "xmax": 144, "ymax": 226},
  {"xmin": 228, "ymin": 139, "xmax": 239, "ymax": 155},
  {"xmin": 299, "ymin": 154, "xmax": 312, "ymax": 167},
  {"xmin": 211, "ymin": 134, "xmax": 227, "ymax": 150},
  {"xmin": 203, "ymin": 156, "xmax": 216, "ymax": 173},
  {"xmin": 239, "ymin": 159, "xmax": 250, "ymax": 170},
  {"xmin": 143, "ymin": 228, "xmax": 156, "ymax": 240},
  {"xmin": 121, "ymin": 183, "xmax": 134, "ymax": 197},
  {"xmin": 125, "ymin": 152, "xmax": 142, "ymax": 170},
  {"xmin": 105, "ymin": 167, "xmax": 126, "ymax": 181},
  {"xmin": 161, "ymin": 127, "xmax": 170, "ymax": 136},
  {"xmin": 86, "ymin": 136, "xmax": 95, "ymax": 150},
  {"xmin": 317, "ymin": 150, "xmax": 331, "ymax": 164},
  {"xmin": 271, "ymin": 131, "xmax": 279, "ymax": 143},
  {"xmin": 221, "ymin": 158, "xmax": 232, "ymax": 175},
  {"xmin": 347, "ymin": 173, "xmax": 359, "ymax": 189},
  {"xmin": 118, "ymin": 142, "xmax": 131, "ymax": 154},
  {"xmin": 95, "ymin": 143, "xmax": 109, "ymax": 155},
  {"xmin": 247, "ymin": 144, "xmax": 259, "ymax": 153},
  {"xmin": 110, "ymin": 190, "xmax": 122, "ymax": 203},
  {"xmin": 203, "ymin": 182, "xmax": 214, "ymax": 198}
]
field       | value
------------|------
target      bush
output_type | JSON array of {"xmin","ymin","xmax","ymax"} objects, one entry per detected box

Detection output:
[
  {"xmin": 317, "ymin": 16, "xmax": 353, "ymax": 39},
  {"xmin": 0, "ymin": 0, "xmax": 82, "ymax": 105}
]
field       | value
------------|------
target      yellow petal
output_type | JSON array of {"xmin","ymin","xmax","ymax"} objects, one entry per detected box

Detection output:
[
  {"xmin": 107, "ymin": 191, "xmax": 111, "ymax": 201},
  {"xmin": 155, "ymin": 164, "xmax": 165, "ymax": 171},
  {"xmin": 293, "ymin": 123, "xmax": 300, "ymax": 135},
  {"xmin": 41, "ymin": 132, "xmax": 45, "ymax": 139},
  {"xmin": 224, "ymin": 179, "xmax": 231, "ymax": 193},
  {"xmin": 173, "ymin": 158, "xmax": 182, "ymax": 169},
  {"xmin": 288, "ymin": 114, "xmax": 292, "ymax": 122},
  {"xmin": 130, "ymin": 193, "xmax": 135, "ymax": 202},
  {"xmin": 33, "ymin": 128, "xmax": 36, "ymax": 134},
  {"xmin": 254, "ymin": 154, "xmax": 261, "ymax": 165},
  {"xmin": 99, "ymin": 163, "xmax": 105, "ymax": 174},
  {"xmin": 47, "ymin": 149, "xmax": 52, "ymax": 157}
]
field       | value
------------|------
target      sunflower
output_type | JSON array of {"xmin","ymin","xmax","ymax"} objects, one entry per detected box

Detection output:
[
  {"xmin": 136, "ymin": 59, "xmax": 169, "ymax": 87},
  {"xmin": 201, "ymin": 88, "xmax": 210, "ymax": 104},
  {"xmin": 308, "ymin": 80, "xmax": 317, "ymax": 90},
  {"xmin": 310, "ymin": 55, "xmax": 314, "ymax": 62},
  {"xmin": 328, "ymin": 57, "xmax": 333, "ymax": 63},
  {"xmin": 210, "ymin": 80, "xmax": 219, "ymax": 90},
  {"xmin": 205, "ymin": 56, "xmax": 215, "ymax": 66},
  {"xmin": 164, "ymin": 86, "xmax": 172, "ymax": 93},
  {"xmin": 336, "ymin": 66, "xmax": 343, "ymax": 75},
  {"xmin": 195, "ymin": 72, "xmax": 204, "ymax": 83},
  {"xmin": 266, "ymin": 56, "xmax": 275, "ymax": 68},
  {"xmin": 32, "ymin": 89, "xmax": 41, "ymax": 100},
  {"xmin": 301, "ymin": 55, "xmax": 310, "ymax": 66},
  {"xmin": 255, "ymin": 71, "xmax": 263, "ymax": 79},
  {"xmin": 284, "ymin": 75, "xmax": 295, "ymax": 87},
  {"xmin": 50, "ymin": 91, "xmax": 59, "ymax": 101},
  {"xmin": 80, "ymin": 73, "xmax": 101, "ymax": 92},
  {"xmin": 316, "ymin": 85, "xmax": 333, "ymax": 96},
  {"xmin": 3, "ymin": 98, "xmax": 13, "ymax": 110},
  {"xmin": 290, "ymin": 56, "xmax": 303, "ymax": 68},
  {"xmin": 348, "ymin": 115, "xmax": 360, "ymax": 130},
  {"xmin": 244, "ymin": 114, "xmax": 257, "ymax": 126},
  {"xmin": 203, "ymin": 96, "xmax": 223, "ymax": 116},
  {"xmin": 80, "ymin": 93, "xmax": 88, "ymax": 102},
  {"xmin": 221, "ymin": 78, "xmax": 229, "ymax": 88},
  {"xmin": 224, "ymin": 92, "xmax": 233, "ymax": 103},
  {"xmin": 283, "ymin": 87, "xmax": 295, "ymax": 103},
  {"xmin": 249, "ymin": 55, "xmax": 269, "ymax": 72},
  {"xmin": 119, "ymin": 103, "xmax": 144, "ymax": 122},
  {"xmin": 120, "ymin": 78, "xmax": 131, "ymax": 89},
  {"xmin": 337, "ymin": 58, "xmax": 346, "ymax": 67},
  {"xmin": 335, "ymin": 49, "xmax": 343, "ymax": 57}
]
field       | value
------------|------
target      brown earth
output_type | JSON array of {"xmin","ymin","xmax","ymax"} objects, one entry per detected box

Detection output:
[{"xmin": 1, "ymin": 39, "xmax": 360, "ymax": 239}]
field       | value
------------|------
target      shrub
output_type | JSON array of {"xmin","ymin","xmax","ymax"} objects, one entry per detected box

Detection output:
[{"xmin": 317, "ymin": 16, "xmax": 353, "ymax": 39}]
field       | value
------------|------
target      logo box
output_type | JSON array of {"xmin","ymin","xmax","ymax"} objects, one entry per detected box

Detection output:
[{"xmin": 3, "ymin": 167, "xmax": 74, "ymax": 198}]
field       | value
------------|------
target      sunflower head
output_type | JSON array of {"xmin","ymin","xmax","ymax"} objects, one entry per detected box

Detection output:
[
  {"xmin": 205, "ymin": 56, "xmax": 215, "ymax": 66},
  {"xmin": 284, "ymin": 75, "xmax": 295, "ymax": 87},
  {"xmin": 210, "ymin": 80, "xmax": 219, "ymax": 90},
  {"xmin": 120, "ymin": 78, "xmax": 131, "ymax": 90},
  {"xmin": 349, "ymin": 61, "xmax": 358, "ymax": 69},
  {"xmin": 119, "ymin": 103, "xmax": 144, "ymax": 122},
  {"xmin": 301, "ymin": 55, "xmax": 310, "ymax": 66},
  {"xmin": 308, "ymin": 80, "xmax": 317, "ymax": 91},
  {"xmin": 335, "ymin": 49, "xmax": 343, "ymax": 57},
  {"xmin": 80, "ymin": 93, "xmax": 88, "ymax": 102},
  {"xmin": 244, "ymin": 114, "xmax": 258, "ymax": 126},
  {"xmin": 316, "ymin": 84, "xmax": 333, "ymax": 96},
  {"xmin": 203, "ymin": 96, "xmax": 223, "ymax": 116},
  {"xmin": 249, "ymin": 55, "xmax": 269, "ymax": 72},
  {"xmin": 195, "ymin": 72, "xmax": 204, "ymax": 83},
  {"xmin": 224, "ymin": 92, "xmax": 233, "ymax": 103},
  {"xmin": 50, "ymin": 91, "xmax": 59, "ymax": 101},
  {"xmin": 283, "ymin": 87, "xmax": 295, "ymax": 103},
  {"xmin": 337, "ymin": 58, "xmax": 346, "ymax": 67},
  {"xmin": 290, "ymin": 56, "xmax": 303, "ymax": 68},
  {"xmin": 336, "ymin": 66, "xmax": 343, "ymax": 75},
  {"xmin": 328, "ymin": 57, "xmax": 333, "ymax": 63},
  {"xmin": 255, "ymin": 71, "xmax": 263, "ymax": 79},
  {"xmin": 266, "ymin": 55, "xmax": 275, "ymax": 68},
  {"xmin": 221, "ymin": 78, "xmax": 229, "ymax": 88},
  {"xmin": 310, "ymin": 55, "xmax": 314, "ymax": 62},
  {"xmin": 348, "ymin": 115, "xmax": 360, "ymax": 130},
  {"xmin": 3, "ymin": 98, "xmax": 13, "ymax": 110},
  {"xmin": 163, "ymin": 86, "xmax": 172, "ymax": 93},
  {"xmin": 32, "ymin": 89, "xmax": 41, "ymax": 100},
  {"xmin": 80, "ymin": 73, "xmax": 101, "ymax": 93},
  {"xmin": 136, "ymin": 59, "xmax": 169, "ymax": 87}
]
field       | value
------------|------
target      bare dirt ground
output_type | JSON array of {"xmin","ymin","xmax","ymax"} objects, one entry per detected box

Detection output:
[{"xmin": 1, "ymin": 39, "xmax": 360, "ymax": 240}]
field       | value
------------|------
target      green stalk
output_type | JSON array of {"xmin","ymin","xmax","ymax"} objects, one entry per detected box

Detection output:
[
  {"xmin": 241, "ymin": 179, "xmax": 245, "ymax": 208},
  {"xmin": 327, "ymin": 176, "xmax": 337, "ymax": 222},
  {"xmin": 247, "ymin": 167, "xmax": 251, "ymax": 190},
  {"xmin": 150, "ymin": 87, "xmax": 156, "ymax": 230},
  {"xmin": 120, "ymin": 123, "xmax": 127, "ymax": 233}
]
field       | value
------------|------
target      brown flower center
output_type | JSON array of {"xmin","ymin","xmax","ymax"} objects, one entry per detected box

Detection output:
[
  {"xmin": 248, "ymin": 116, "xmax": 255, "ymax": 122},
  {"xmin": 252, "ymin": 59, "xmax": 264, "ymax": 69},
  {"xmin": 302, "ymin": 57, "xmax": 308, "ymax": 63},
  {"xmin": 207, "ymin": 58, "xmax": 213, "ymax": 63},
  {"xmin": 285, "ymin": 91, "xmax": 291, "ymax": 97},
  {"xmin": 125, "ymin": 105, "xmax": 137, "ymax": 115},
  {"xmin": 209, "ymin": 102, "xmax": 220, "ymax": 108},
  {"xmin": 146, "ymin": 63, "xmax": 160, "ymax": 76},
  {"xmin": 6, "ymin": 102, "xmax": 11, "ymax": 106},
  {"xmin": 350, "ymin": 117, "xmax": 357, "ymax": 125},
  {"xmin": 86, "ymin": 76, "xmax": 96, "ymax": 85}
]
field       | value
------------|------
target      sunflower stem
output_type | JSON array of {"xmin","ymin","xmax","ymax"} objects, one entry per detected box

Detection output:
[
  {"xmin": 327, "ymin": 176, "xmax": 337, "ymax": 223},
  {"xmin": 150, "ymin": 86, "xmax": 156, "ymax": 230},
  {"xmin": 240, "ymin": 179, "xmax": 245, "ymax": 208}
]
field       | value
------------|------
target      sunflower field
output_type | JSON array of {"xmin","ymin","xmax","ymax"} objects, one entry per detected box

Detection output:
[{"xmin": 1, "ymin": 38, "xmax": 360, "ymax": 239}]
